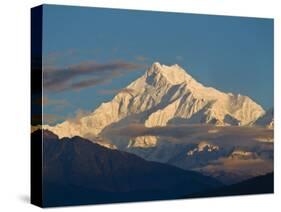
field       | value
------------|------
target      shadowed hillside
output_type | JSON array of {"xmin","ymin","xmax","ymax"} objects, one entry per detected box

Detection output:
[
  {"xmin": 32, "ymin": 130, "xmax": 221, "ymax": 207},
  {"xmin": 182, "ymin": 172, "xmax": 273, "ymax": 199}
]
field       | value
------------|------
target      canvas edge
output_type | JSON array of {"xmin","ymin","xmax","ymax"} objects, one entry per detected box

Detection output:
[{"xmin": 30, "ymin": 5, "xmax": 43, "ymax": 208}]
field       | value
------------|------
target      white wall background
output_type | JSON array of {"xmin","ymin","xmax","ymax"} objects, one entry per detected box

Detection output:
[{"xmin": 0, "ymin": 0, "xmax": 280, "ymax": 211}]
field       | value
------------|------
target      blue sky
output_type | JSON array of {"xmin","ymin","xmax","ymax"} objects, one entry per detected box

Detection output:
[{"xmin": 42, "ymin": 4, "xmax": 273, "ymax": 124}]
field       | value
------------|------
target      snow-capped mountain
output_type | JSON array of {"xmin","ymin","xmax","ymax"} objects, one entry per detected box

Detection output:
[
  {"xmin": 40, "ymin": 62, "xmax": 273, "ymax": 185},
  {"xmin": 44, "ymin": 62, "xmax": 265, "ymax": 141},
  {"xmin": 228, "ymin": 149, "xmax": 258, "ymax": 160},
  {"xmin": 187, "ymin": 142, "xmax": 220, "ymax": 156}
]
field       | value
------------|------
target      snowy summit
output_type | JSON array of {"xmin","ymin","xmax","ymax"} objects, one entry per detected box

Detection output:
[{"xmin": 44, "ymin": 62, "xmax": 265, "ymax": 140}]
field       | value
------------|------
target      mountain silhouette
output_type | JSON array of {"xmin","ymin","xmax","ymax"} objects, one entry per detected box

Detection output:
[
  {"xmin": 182, "ymin": 172, "xmax": 273, "ymax": 198},
  {"xmin": 32, "ymin": 130, "xmax": 222, "ymax": 207}
]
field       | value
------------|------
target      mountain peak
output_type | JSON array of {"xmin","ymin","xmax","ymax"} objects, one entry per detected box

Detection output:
[
  {"xmin": 44, "ymin": 61, "xmax": 265, "ymax": 140},
  {"xmin": 146, "ymin": 62, "xmax": 194, "ymax": 85},
  {"xmin": 151, "ymin": 61, "xmax": 162, "ymax": 69}
]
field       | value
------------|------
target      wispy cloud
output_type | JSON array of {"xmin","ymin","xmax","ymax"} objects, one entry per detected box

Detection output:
[
  {"xmin": 109, "ymin": 124, "xmax": 212, "ymax": 138},
  {"xmin": 70, "ymin": 77, "xmax": 110, "ymax": 91},
  {"xmin": 43, "ymin": 60, "xmax": 144, "ymax": 92},
  {"xmin": 107, "ymin": 124, "xmax": 273, "ymax": 146}
]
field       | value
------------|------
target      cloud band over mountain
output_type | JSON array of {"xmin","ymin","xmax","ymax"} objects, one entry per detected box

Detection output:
[{"xmin": 43, "ymin": 60, "xmax": 144, "ymax": 92}]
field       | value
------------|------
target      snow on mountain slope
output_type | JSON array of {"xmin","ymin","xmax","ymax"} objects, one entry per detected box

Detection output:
[
  {"xmin": 127, "ymin": 136, "xmax": 158, "ymax": 148},
  {"xmin": 125, "ymin": 126, "xmax": 273, "ymax": 184},
  {"xmin": 187, "ymin": 142, "xmax": 220, "ymax": 156},
  {"xmin": 44, "ymin": 62, "xmax": 265, "ymax": 140},
  {"xmin": 228, "ymin": 149, "xmax": 258, "ymax": 160}
]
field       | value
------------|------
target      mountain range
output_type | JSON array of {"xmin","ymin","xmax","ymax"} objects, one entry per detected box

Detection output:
[
  {"xmin": 32, "ymin": 129, "xmax": 273, "ymax": 207},
  {"xmin": 40, "ymin": 62, "xmax": 273, "ymax": 185},
  {"xmin": 44, "ymin": 62, "xmax": 269, "ymax": 140},
  {"xmin": 33, "ymin": 130, "xmax": 221, "ymax": 207}
]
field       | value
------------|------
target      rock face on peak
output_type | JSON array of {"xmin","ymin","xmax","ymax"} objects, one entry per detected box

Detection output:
[
  {"xmin": 44, "ymin": 62, "xmax": 265, "ymax": 143},
  {"xmin": 254, "ymin": 108, "xmax": 274, "ymax": 129}
]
